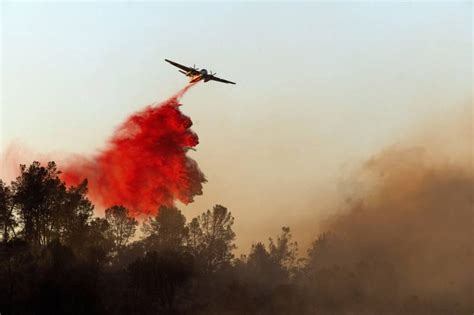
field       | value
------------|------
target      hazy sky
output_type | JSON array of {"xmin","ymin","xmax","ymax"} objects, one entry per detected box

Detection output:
[{"xmin": 1, "ymin": 2, "xmax": 472, "ymax": 252}]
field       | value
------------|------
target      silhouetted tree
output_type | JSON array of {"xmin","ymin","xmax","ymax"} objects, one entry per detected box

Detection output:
[
  {"xmin": 60, "ymin": 180, "xmax": 96, "ymax": 251},
  {"xmin": 306, "ymin": 232, "xmax": 331, "ymax": 273},
  {"xmin": 12, "ymin": 162, "xmax": 62, "ymax": 246},
  {"xmin": 2, "ymin": 160, "xmax": 471, "ymax": 315},
  {"xmin": 187, "ymin": 216, "xmax": 202, "ymax": 252},
  {"xmin": 0, "ymin": 180, "xmax": 16, "ymax": 243},
  {"xmin": 247, "ymin": 242, "xmax": 274, "ymax": 272},
  {"xmin": 188, "ymin": 205, "xmax": 236, "ymax": 273},
  {"xmin": 269, "ymin": 226, "xmax": 299, "ymax": 273},
  {"xmin": 237, "ymin": 228, "xmax": 300, "ymax": 313},
  {"xmin": 105, "ymin": 205, "xmax": 138, "ymax": 250},
  {"xmin": 246, "ymin": 241, "xmax": 286, "ymax": 288},
  {"xmin": 82, "ymin": 217, "xmax": 114, "ymax": 264},
  {"xmin": 142, "ymin": 206, "xmax": 188, "ymax": 251},
  {"xmin": 12, "ymin": 161, "xmax": 93, "ymax": 248}
]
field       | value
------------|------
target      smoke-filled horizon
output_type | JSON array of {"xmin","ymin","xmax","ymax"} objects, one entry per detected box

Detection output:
[
  {"xmin": 1, "ymin": 111, "xmax": 471, "ymax": 255},
  {"xmin": 313, "ymin": 145, "xmax": 474, "ymax": 309},
  {"xmin": 1, "ymin": 2, "xmax": 471, "ymax": 254}
]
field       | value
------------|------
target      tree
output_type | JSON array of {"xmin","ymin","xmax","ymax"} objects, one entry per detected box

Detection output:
[
  {"xmin": 188, "ymin": 205, "xmax": 236, "ymax": 273},
  {"xmin": 246, "ymin": 242, "xmax": 283, "ymax": 285},
  {"xmin": 12, "ymin": 161, "xmax": 94, "ymax": 248},
  {"xmin": 268, "ymin": 226, "xmax": 299, "ymax": 272},
  {"xmin": 12, "ymin": 162, "xmax": 63, "ymax": 246},
  {"xmin": 247, "ymin": 242, "xmax": 273, "ymax": 270},
  {"xmin": 59, "ymin": 180, "xmax": 96, "ymax": 250},
  {"xmin": 142, "ymin": 206, "xmax": 188, "ymax": 251},
  {"xmin": 0, "ymin": 180, "xmax": 16, "ymax": 243},
  {"xmin": 306, "ymin": 232, "xmax": 331, "ymax": 272},
  {"xmin": 105, "ymin": 205, "xmax": 138, "ymax": 250},
  {"xmin": 187, "ymin": 217, "xmax": 202, "ymax": 254},
  {"xmin": 81, "ymin": 217, "xmax": 114, "ymax": 264},
  {"xmin": 243, "ymin": 228, "xmax": 299, "ymax": 290}
]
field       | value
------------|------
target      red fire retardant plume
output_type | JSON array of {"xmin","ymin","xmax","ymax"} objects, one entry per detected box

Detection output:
[{"xmin": 61, "ymin": 83, "xmax": 205, "ymax": 216}]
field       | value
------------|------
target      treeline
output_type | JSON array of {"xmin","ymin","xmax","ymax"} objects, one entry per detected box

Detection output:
[{"xmin": 0, "ymin": 162, "xmax": 471, "ymax": 315}]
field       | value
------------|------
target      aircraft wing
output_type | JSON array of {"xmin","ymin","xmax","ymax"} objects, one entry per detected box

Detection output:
[
  {"xmin": 209, "ymin": 75, "xmax": 236, "ymax": 85},
  {"xmin": 164, "ymin": 59, "xmax": 198, "ymax": 74}
]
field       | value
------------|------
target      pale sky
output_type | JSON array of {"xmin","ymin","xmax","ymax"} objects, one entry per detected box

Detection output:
[{"xmin": 1, "ymin": 2, "xmax": 472, "ymax": 252}]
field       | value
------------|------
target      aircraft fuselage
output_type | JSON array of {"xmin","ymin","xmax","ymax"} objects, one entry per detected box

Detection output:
[{"xmin": 187, "ymin": 69, "xmax": 212, "ymax": 83}]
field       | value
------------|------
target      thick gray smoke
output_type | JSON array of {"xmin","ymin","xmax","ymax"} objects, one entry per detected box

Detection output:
[{"xmin": 311, "ymin": 146, "xmax": 473, "ymax": 312}]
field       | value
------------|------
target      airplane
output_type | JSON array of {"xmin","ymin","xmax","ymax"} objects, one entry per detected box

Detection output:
[{"xmin": 165, "ymin": 59, "xmax": 236, "ymax": 85}]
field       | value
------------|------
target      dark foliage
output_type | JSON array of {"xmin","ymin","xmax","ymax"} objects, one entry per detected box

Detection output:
[{"xmin": 0, "ymin": 161, "xmax": 472, "ymax": 315}]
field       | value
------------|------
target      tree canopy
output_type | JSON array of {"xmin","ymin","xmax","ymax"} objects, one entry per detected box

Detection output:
[{"xmin": 0, "ymin": 161, "xmax": 472, "ymax": 315}]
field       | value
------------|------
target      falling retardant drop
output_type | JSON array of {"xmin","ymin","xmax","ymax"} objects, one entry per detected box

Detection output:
[{"xmin": 60, "ymin": 83, "xmax": 206, "ymax": 216}]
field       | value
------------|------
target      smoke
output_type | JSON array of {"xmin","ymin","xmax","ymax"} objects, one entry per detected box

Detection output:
[
  {"xmin": 313, "ymin": 146, "xmax": 473, "ymax": 309},
  {"xmin": 61, "ymin": 83, "xmax": 206, "ymax": 216}
]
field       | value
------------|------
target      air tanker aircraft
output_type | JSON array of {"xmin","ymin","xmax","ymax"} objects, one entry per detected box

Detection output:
[{"xmin": 165, "ymin": 59, "xmax": 236, "ymax": 85}]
